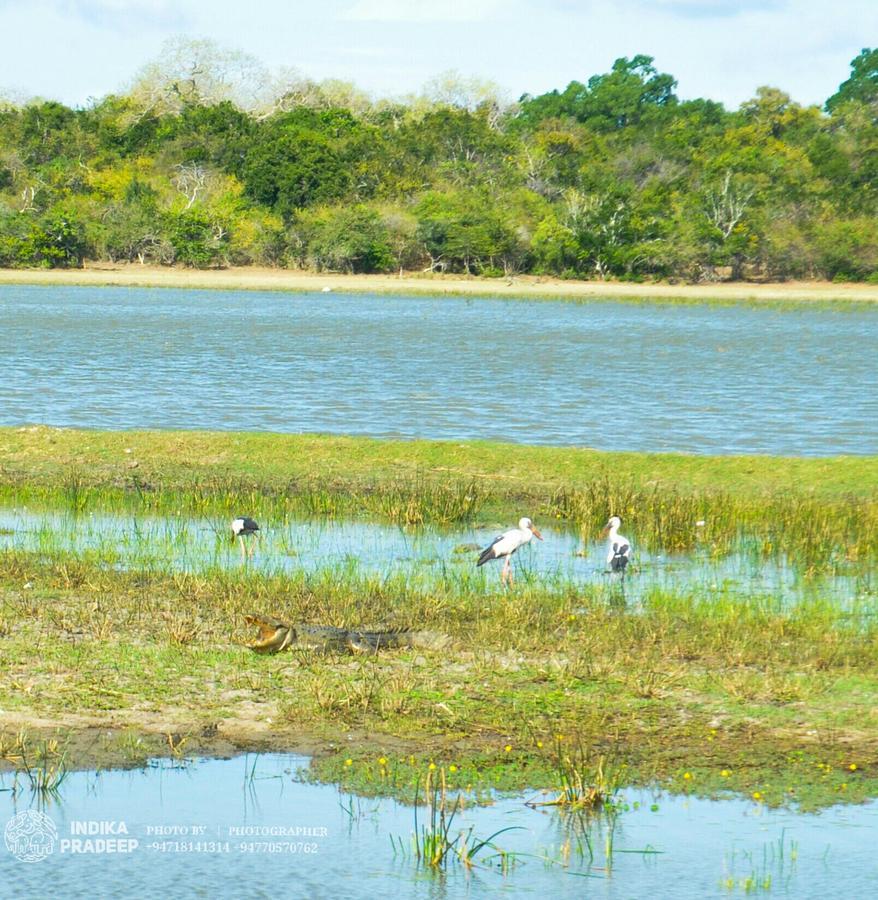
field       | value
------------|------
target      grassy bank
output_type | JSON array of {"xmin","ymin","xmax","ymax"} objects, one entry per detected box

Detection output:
[
  {"xmin": 0, "ymin": 429, "xmax": 876, "ymax": 806},
  {"xmin": 3, "ymin": 426, "xmax": 876, "ymax": 499},
  {"xmin": 2, "ymin": 265, "xmax": 878, "ymax": 306}
]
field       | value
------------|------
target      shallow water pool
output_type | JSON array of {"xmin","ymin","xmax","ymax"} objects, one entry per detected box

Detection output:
[
  {"xmin": 0, "ymin": 507, "xmax": 871, "ymax": 608},
  {"xmin": 2, "ymin": 754, "xmax": 877, "ymax": 898}
]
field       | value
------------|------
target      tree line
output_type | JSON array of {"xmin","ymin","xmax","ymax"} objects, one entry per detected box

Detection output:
[{"xmin": 1, "ymin": 40, "xmax": 876, "ymax": 283}]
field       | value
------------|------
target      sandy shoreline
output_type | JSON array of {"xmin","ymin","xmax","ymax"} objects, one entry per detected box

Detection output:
[{"xmin": 1, "ymin": 264, "xmax": 877, "ymax": 303}]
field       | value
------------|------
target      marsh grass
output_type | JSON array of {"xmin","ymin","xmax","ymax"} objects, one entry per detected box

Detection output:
[
  {"xmin": 1, "ymin": 428, "xmax": 876, "ymax": 565},
  {"xmin": 0, "ymin": 731, "xmax": 69, "ymax": 795},
  {"xmin": 1, "ymin": 439, "xmax": 877, "ymax": 811},
  {"xmin": 2, "ymin": 476, "xmax": 874, "ymax": 583},
  {"xmin": 403, "ymin": 768, "xmax": 522, "ymax": 871},
  {"xmin": 721, "ymin": 830, "xmax": 798, "ymax": 894},
  {"xmin": 525, "ymin": 744, "xmax": 625, "ymax": 811},
  {"xmin": 0, "ymin": 475, "xmax": 488, "ymax": 529},
  {"xmin": 553, "ymin": 480, "xmax": 878, "ymax": 573}
]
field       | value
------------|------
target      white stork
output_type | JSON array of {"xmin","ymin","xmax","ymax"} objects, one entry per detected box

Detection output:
[
  {"xmin": 603, "ymin": 516, "xmax": 632, "ymax": 576},
  {"xmin": 231, "ymin": 516, "xmax": 260, "ymax": 560},
  {"xmin": 477, "ymin": 517, "xmax": 543, "ymax": 587}
]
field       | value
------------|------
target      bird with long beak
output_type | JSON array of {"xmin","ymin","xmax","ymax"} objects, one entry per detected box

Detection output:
[
  {"xmin": 602, "ymin": 515, "xmax": 631, "ymax": 575},
  {"xmin": 231, "ymin": 516, "xmax": 260, "ymax": 560},
  {"xmin": 477, "ymin": 517, "xmax": 543, "ymax": 587}
]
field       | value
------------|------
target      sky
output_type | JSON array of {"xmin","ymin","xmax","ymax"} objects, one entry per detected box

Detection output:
[{"xmin": 0, "ymin": 0, "xmax": 874, "ymax": 110}]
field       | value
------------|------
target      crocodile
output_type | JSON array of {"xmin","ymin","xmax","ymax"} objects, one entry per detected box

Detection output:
[{"xmin": 242, "ymin": 614, "xmax": 446, "ymax": 655}]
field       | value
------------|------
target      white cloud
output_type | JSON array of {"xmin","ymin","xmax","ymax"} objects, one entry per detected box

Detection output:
[
  {"xmin": 0, "ymin": 0, "xmax": 874, "ymax": 108},
  {"xmin": 643, "ymin": 0, "xmax": 786, "ymax": 15},
  {"xmin": 341, "ymin": 0, "xmax": 503, "ymax": 23}
]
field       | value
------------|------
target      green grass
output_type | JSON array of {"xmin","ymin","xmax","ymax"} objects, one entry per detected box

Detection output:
[
  {"xmin": 1, "ymin": 546, "xmax": 877, "ymax": 809},
  {"xmin": 3, "ymin": 426, "xmax": 876, "ymax": 498},
  {"xmin": 1, "ymin": 427, "xmax": 876, "ymax": 569},
  {"xmin": 0, "ymin": 428, "xmax": 876, "ymax": 808}
]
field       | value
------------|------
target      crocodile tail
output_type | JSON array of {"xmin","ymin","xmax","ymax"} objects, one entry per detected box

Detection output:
[
  {"xmin": 405, "ymin": 630, "xmax": 450, "ymax": 650},
  {"xmin": 346, "ymin": 630, "xmax": 449, "ymax": 653}
]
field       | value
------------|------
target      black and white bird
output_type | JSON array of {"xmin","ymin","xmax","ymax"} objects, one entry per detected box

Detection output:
[
  {"xmin": 231, "ymin": 516, "xmax": 260, "ymax": 559},
  {"xmin": 603, "ymin": 516, "xmax": 632, "ymax": 575},
  {"xmin": 477, "ymin": 517, "xmax": 543, "ymax": 587}
]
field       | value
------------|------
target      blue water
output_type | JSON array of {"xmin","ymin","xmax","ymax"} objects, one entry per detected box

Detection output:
[
  {"xmin": 2, "ymin": 755, "xmax": 877, "ymax": 899},
  {"xmin": 1, "ymin": 286, "xmax": 875, "ymax": 455}
]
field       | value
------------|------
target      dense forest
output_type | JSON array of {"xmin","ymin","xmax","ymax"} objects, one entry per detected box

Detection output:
[{"xmin": 1, "ymin": 41, "xmax": 876, "ymax": 282}]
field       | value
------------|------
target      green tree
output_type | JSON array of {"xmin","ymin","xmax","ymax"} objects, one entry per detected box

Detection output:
[
  {"xmin": 517, "ymin": 55, "xmax": 677, "ymax": 131},
  {"xmin": 241, "ymin": 110, "xmax": 360, "ymax": 218},
  {"xmin": 826, "ymin": 49, "xmax": 878, "ymax": 115},
  {"xmin": 165, "ymin": 208, "xmax": 227, "ymax": 267},
  {"xmin": 295, "ymin": 204, "xmax": 392, "ymax": 273}
]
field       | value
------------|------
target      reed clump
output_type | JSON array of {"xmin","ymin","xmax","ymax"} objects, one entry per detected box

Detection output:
[
  {"xmin": 0, "ymin": 731, "xmax": 69, "ymax": 795},
  {"xmin": 397, "ymin": 767, "xmax": 520, "ymax": 871},
  {"xmin": 550, "ymin": 481, "xmax": 878, "ymax": 572},
  {"xmin": 526, "ymin": 745, "xmax": 625, "ymax": 811}
]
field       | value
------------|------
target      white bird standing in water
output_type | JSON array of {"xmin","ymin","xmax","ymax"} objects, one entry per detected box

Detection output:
[
  {"xmin": 477, "ymin": 517, "xmax": 543, "ymax": 587},
  {"xmin": 603, "ymin": 516, "xmax": 632, "ymax": 575},
  {"xmin": 231, "ymin": 516, "xmax": 259, "ymax": 560}
]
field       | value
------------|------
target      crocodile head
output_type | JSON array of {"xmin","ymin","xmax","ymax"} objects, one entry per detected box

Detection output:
[{"xmin": 243, "ymin": 614, "xmax": 296, "ymax": 654}]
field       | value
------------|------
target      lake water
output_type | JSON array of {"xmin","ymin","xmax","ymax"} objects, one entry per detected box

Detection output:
[
  {"xmin": 1, "ymin": 507, "xmax": 871, "ymax": 608},
  {"xmin": 2, "ymin": 754, "xmax": 877, "ymax": 899},
  {"xmin": 1, "ymin": 286, "xmax": 876, "ymax": 456}
]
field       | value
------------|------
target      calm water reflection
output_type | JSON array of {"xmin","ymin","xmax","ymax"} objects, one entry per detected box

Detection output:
[
  {"xmin": 1, "ymin": 286, "xmax": 875, "ymax": 455},
  {"xmin": 2, "ymin": 755, "xmax": 877, "ymax": 899}
]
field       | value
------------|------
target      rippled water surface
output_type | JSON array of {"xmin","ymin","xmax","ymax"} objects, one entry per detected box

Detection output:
[
  {"xmin": 3, "ymin": 755, "xmax": 877, "ymax": 899},
  {"xmin": 1, "ymin": 286, "xmax": 876, "ymax": 455}
]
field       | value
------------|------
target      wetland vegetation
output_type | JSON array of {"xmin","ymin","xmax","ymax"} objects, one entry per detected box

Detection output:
[{"xmin": 1, "ymin": 427, "xmax": 876, "ymax": 813}]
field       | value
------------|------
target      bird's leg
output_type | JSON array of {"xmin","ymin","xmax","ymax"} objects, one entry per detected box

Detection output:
[
  {"xmin": 501, "ymin": 557, "xmax": 513, "ymax": 588},
  {"xmin": 248, "ymin": 535, "xmax": 256, "ymax": 559},
  {"xmin": 238, "ymin": 536, "xmax": 246, "ymax": 561}
]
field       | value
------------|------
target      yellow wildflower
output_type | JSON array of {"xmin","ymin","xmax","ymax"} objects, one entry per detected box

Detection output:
[{"xmin": 344, "ymin": 758, "xmax": 353, "ymax": 767}]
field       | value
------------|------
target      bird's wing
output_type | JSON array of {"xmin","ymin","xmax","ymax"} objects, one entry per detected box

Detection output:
[
  {"xmin": 477, "ymin": 533, "xmax": 504, "ymax": 564},
  {"xmin": 478, "ymin": 529, "xmax": 519, "ymax": 562},
  {"xmin": 493, "ymin": 529, "xmax": 525, "ymax": 557}
]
